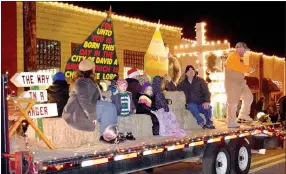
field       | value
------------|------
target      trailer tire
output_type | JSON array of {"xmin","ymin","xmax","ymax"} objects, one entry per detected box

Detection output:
[
  {"xmin": 228, "ymin": 138, "xmax": 251, "ymax": 174},
  {"xmin": 203, "ymin": 144, "xmax": 231, "ymax": 174}
]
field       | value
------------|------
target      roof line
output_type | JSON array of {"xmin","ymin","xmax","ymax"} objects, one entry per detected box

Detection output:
[{"xmin": 39, "ymin": 2, "xmax": 183, "ymax": 31}]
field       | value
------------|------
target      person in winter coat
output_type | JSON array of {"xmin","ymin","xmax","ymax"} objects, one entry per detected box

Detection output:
[
  {"xmin": 136, "ymin": 82, "xmax": 160, "ymax": 136},
  {"xmin": 111, "ymin": 79, "xmax": 136, "ymax": 140},
  {"xmin": 47, "ymin": 72, "xmax": 69, "ymax": 117},
  {"xmin": 277, "ymin": 95, "xmax": 286, "ymax": 129},
  {"xmin": 62, "ymin": 59, "xmax": 122, "ymax": 144},
  {"xmin": 267, "ymin": 98, "xmax": 279, "ymax": 123},
  {"xmin": 167, "ymin": 65, "xmax": 215, "ymax": 129},
  {"xmin": 125, "ymin": 68, "xmax": 142, "ymax": 108},
  {"xmin": 152, "ymin": 76, "xmax": 189, "ymax": 137},
  {"xmin": 256, "ymin": 96, "xmax": 265, "ymax": 113}
]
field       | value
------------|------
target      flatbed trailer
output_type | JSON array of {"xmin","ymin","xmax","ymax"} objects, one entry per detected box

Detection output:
[
  {"xmin": 6, "ymin": 122, "xmax": 285, "ymax": 174},
  {"xmin": 1, "ymin": 73, "xmax": 285, "ymax": 174}
]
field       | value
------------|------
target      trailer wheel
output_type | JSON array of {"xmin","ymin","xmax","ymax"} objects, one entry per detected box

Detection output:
[
  {"xmin": 228, "ymin": 138, "xmax": 251, "ymax": 174},
  {"xmin": 203, "ymin": 144, "xmax": 231, "ymax": 174}
]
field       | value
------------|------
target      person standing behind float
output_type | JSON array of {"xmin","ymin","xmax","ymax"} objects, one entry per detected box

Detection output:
[
  {"xmin": 47, "ymin": 72, "xmax": 69, "ymax": 117},
  {"xmin": 62, "ymin": 59, "xmax": 121, "ymax": 143},
  {"xmin": 224, "ymin": 42, "xmax": 255, "ymax": 128}
]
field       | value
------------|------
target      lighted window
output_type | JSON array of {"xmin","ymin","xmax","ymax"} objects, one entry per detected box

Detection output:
[
  {"xmin": 124, "ymin": 49, "xmax": 145, "ymax": 67},
  {"xmin": 36, "ymin": 39, "xmax": 61, "ymax": 70}
]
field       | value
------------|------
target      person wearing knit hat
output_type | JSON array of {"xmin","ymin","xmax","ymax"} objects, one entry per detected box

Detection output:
[
  {"xmin": 127, "ymin": 68, "xmax": 140, "ymax": 79},
  {"xmin": 140, "ymin": 82, "xmax": 152, "ymax": 94},
  {"xmin": 62, "ymin": 59, "xmax": 124, "ymax": 144},
  {"xmin": 47, "ymin": 72, "xmax": 69, "ymax": 117},
  {"xmin": 125, "ymin": 68, "xmax": 142, "ymax": 109},
  {"xmin": 136, "ymin": 82, "xmax": 159, "ymax": 135},
  {"xmin": 166, "ymin": 64, "xmax": 215, "ymax": 129},
  {"xmin": 53, "ymin": 72, "xmax": 66, "ymax": 82},
  {"xmin": 111, "ymin": 78, "xmax": 136, "ymax": 140}
]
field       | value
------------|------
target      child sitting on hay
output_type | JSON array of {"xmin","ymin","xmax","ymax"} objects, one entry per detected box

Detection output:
[
  {"xmin": 136, "ymin": 82, "xmax": 160, "ymax": 136},
  {"xmin": 111, "ymin": 79, "xmax": 136, "ymax": 140},
  {"xmin": 151, "ymin": 76, "xmax": 189, "ymax": 137}
]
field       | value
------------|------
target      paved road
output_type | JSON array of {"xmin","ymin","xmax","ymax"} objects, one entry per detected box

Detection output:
[{"xmin": 134, "ymin": 147, "xmax": 286, "ymax": 174}]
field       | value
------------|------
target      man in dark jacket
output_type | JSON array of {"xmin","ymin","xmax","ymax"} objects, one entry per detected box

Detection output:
[
  {"xmin": 47, "ymin": 72, "xmax": 69, "ymax": 117},
  {"xmin": 256, "ymin": 96, "xmax": 265, "ymax": 113},
  {"xmin": 167, "ymin": 65, "xmax": 215, "ymax": 129}
]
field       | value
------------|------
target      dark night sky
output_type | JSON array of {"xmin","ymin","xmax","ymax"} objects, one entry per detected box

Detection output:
[{"xmin": 71, "ymin": 1, "xmax": 285, "ymax": 57}]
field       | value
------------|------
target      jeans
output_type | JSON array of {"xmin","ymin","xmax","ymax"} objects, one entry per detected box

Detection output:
[
  {"xmin": 186, "ymin": 103, "xmax": 213, "ymax": 126},
  {"xmin": 96, "ymin": 100, "xmax": 118, "ymax": 135}
]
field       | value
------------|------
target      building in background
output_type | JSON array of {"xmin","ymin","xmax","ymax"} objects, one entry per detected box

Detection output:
[
  {"xmin": 174, "ymin": 23, "xmax": 285, "ymax": 119},
  {"xmin": 2, "ymin": 1, "xmax": 182, "ymax": 87},
  {"xmin": 2, "ymin": 1, "xmax": 285, "ymax": 107}
]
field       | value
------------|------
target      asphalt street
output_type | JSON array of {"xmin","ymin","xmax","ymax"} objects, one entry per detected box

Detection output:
[{"xmin": 134, "ymin": 147, "xmax": 286, "ymax": 174}]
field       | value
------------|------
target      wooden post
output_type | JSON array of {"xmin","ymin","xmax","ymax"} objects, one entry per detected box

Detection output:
[
  {"xmin": 23, "ymin": 1, "xmax": 37, "ymax": 72},
  {"xmin": 8, "ymin": 99, "xmax": 56, "ymax": 150}
]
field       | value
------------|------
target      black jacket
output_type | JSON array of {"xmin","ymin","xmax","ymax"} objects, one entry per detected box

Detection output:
[
  {"xmin": 47, "ymin": 80, "xmax": 70, "ymax": 117},
  {"xmin": 136, "ymin": 94, "xmax": 156, "ymax": 113},
  {"xmin": 167, "ymin": 76, "xmax": 211, "ymax": 104},
  {"xmin": 278, "ymin": 96, "xmax": 286, "ymax": 121},
  {"xmin": 125, "ymin": 78, "xmax": 142, "ymax": 108}
]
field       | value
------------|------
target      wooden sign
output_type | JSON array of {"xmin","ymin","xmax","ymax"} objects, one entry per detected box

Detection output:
[
  {"xmin": 8, "ymin": 98, "xmax": 56, "ymax": 150},
  {"xmin": 28, "ymin": 103, "xmax": 58, "ymax": 119},
  {"xmin": 64, "ymin": 16, "xmax": 119, "ymax": 80},
  {"xmin": 20, "ymin": 90, "xmax": 48, "ymax": 102},
  {"xmin": 10, "ymin": 72, "xmax": 53, "ymax": 87}
]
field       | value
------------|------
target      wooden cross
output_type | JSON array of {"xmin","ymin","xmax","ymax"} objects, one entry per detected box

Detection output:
[
  {"xmin": 9, "ymin": 98, "xmax": 55, "ymax": 150},
  {"xmin": 174, "ymin": 22, "xmax": 230, "ymax": 79}
]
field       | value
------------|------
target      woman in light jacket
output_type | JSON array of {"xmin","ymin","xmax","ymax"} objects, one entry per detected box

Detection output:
[{"xmin": 62, "ymin": 59, "xmax": 119, "ymax": 143}]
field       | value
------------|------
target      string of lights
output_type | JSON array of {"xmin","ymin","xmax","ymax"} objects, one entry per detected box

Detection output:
[{"xmin": 34, "ymin": 124, "xmax": 284, "ymax": 172}]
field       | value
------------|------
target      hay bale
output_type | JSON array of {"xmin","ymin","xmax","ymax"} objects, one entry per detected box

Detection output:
[
  {"xmin": 118, "ymin": 114, "xmax": 153, "ymax": 138},
  {"xmin": 26, "ymin": 91, "xmax": 205, "ymax": 148},
  {"xmin": 27, "ymin": 118, "xmax": 99, "ymax": 148},
  {"xmin": 165, "ymin": 91, "xmax": 204, "ymax": 130}
]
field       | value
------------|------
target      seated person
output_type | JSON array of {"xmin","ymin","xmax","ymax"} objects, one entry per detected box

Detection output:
[
  {"xmin": 125, "ymin": 68, "xmax": 142, "ymax": 108},
  {"xmin": 152, "ymin": 76, "xmax": 189, "ymax": 137},
  {"xmin": 47, "ymin": 72, "xmax": 69, "ymax": 117},
  {"xmin": 136, "ymin": 82, "xmax": 160, "ymax": 136},
  {"xmin": 167, "ymin": 65, "xmax": 215, "ymax": 129},
  {"xmin": 62, "ymin": 59, "xmax": 123, "ymax": 144},
  {"xmin": 111, "ymin": 79, "xmax": 136, "ymax": 140}
]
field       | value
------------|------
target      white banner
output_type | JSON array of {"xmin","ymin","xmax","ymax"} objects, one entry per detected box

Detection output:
[
  {"xmin": 20, "ymin": 90, "xmax": 48, "ymax": 102},
  {"xmin": 10, "ymin": 72, "xmax": 53, "ymax": 87},
  {"xmin": 28, "ymin": 103, "xmax": 58, "ymax": 119}
]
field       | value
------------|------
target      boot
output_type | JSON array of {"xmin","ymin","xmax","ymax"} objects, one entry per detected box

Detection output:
[
  {"xmin": 238, "ymin": 115, "xmax": 253, "ymax": 122},
  {"xmin": 99, "ymin": 132, "xmax": 126, "ymax": 144},
  {"xmin": 126, "ymin": 132, "xmax": 136, "ymax": 140}
]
